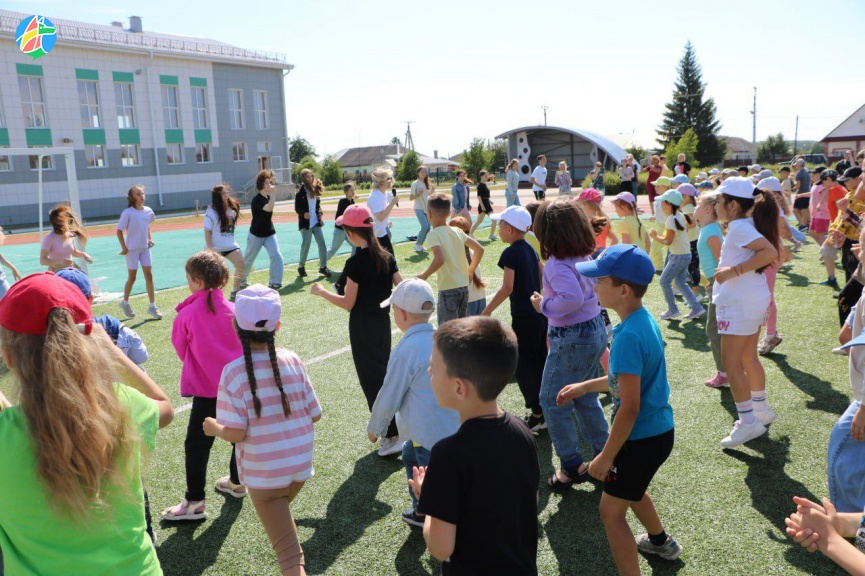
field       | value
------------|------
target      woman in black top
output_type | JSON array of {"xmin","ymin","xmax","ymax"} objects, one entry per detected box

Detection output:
[
  {"xmin": 469, "ymin": 170, "xmax": 498, "ymax": 240},
  {"xmin": 241, "ymin": 169, "xmax": 284, "ymax": 289},
  {"xmin": 295, "ymin": 168, "xmax": 331, "ymax": 278}
]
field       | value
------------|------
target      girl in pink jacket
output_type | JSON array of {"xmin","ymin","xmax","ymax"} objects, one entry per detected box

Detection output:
[{"xmin": 162, "ymin": 251, "xmax": 245, "ymax": 521}]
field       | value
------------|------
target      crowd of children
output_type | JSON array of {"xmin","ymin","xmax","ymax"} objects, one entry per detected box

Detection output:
[{"xmin": 4, "ymin": 152, "xmax": 865, "ymax": 575}]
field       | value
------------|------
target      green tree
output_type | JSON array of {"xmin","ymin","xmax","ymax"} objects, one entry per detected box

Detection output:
[
  {"xmin": 657, "ymin": 42, "xmax": 726, "ymax": 166},
  {"xmin": 320, "ymin": 155, "xmax": 343, "ymax": 186},
  {"xmin": 488, "ymin": 139, "xmax": 509, "ymax": 173},
  {"xmin": 461, "ymin": 138, "xmax": 492, "ymax": 181},
  {"xmin": 757, "ymin": 133, "xmax": 790, "ymax": 164},
  {"xmin": 664, "ymin": 128, "xmax": 700, "ymax": 169},
  {"xmin": 625, "ymin": 145, "xmax": 648, "ymax": 163},
  {"xmin": 292, "ymin": 154, "xmax": 320, "ymax": 181},
  {"xmin": 289, "ymin": 137, "xmax": 316, "ymax": 164},
  {"xmin": 390, "ymin": 136, "xmax": 402, "ymax": 146},
  {"xmin": 396, "ymin": 149, "xmax": 422, "ymax": 182}
]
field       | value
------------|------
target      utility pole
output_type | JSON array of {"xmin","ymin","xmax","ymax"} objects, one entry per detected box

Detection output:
[
  {"xmin": 403, "ymin": 120, "xmax": 415, "ymax": 150},
  {"xmin": 541, "ymin": 105, "xmax": 548, "ymax": 127},
  {"xmin": 750, "ymin": 87, "xmax": 757, "ymax": 164},
  {"xmin": 793, "ymin": 115, "xmax": 799, "ymax": 156}
]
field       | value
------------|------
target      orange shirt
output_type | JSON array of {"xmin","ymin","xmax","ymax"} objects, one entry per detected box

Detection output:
[{"xmin": 828, "ymin": 185, "xmax": 847, "ymax": 222}]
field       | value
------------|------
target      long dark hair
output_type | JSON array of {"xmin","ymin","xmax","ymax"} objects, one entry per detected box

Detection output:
[
  {"xmin": 235, "ymin": 324, "xmax": 290, "ymax": 419},
  {"xmin": 665, "ymin": 202, "xmax": 691, "ymax": 230},
  {"xmin": 721, "ymin": 189, "xmax": 781, "ymax": 274},
  {"xmin": 343, "ymin": 224, "xmax": 391, "ymax": 275},
  {"xmin": 534, "ymin": 199, "xmax": 595, "ymax": 260},
  {"xmin": 185, "ymin": 251, "xmax": 230, "ymax": 313},
  {"xmin": 49, "ymin": 204, "xmax": 88, "ymax": 241},
  {"xmin": 211, "ymin": 185, "xmax": 241, "ymax": 233},
  {"xmin": 418, "ymin": 165, "xmax": 431, "ymax": 189}
]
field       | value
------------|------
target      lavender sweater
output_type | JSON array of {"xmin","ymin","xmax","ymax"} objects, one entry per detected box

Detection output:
[{"xmin": 539, "ymin": 256, "xmax": 601, "ymax": 327}]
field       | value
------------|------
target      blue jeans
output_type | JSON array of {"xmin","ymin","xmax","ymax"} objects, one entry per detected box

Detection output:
[
  {"xmin": 828, "ymin": 401, "xmax": 865, "ymax": 512},
  {"xmin": 414, "ymin": 209, "xmax": 431, "ymax": 246},
  {"xmin": 437, "ymin": 287, "xmax": 468, "ymax": 326},
  {"xmin": 242, "ymin": 233, "xmax": 284, "ymax": 286},
  {"xmin": 505, "ymin": 189, "xmax": 521, "ymax": 207},
  {"xmin": 0, "ymin": 278, "xmax": 9, "ymax": 300},
  {"xmin": 402, "ymin": 441, "xmax": 431, "ymax": 510},
  {"xmin": 467, "ymin": 298, "xmax": 487, "ymax": 317},
  {"xmin": 660, "ymin": 253, "xmax": 703, "ymax": 314},
  {"xmin": 540, "ymin": 315, "xmax": 609, "ymax": 470},
  {"xmin": 327, "ymin": 228, "xmax": 356, "ymax": 260},
  {"xmin": 299, "ymin": 226, "xmax": 328, "ymax": 269}
]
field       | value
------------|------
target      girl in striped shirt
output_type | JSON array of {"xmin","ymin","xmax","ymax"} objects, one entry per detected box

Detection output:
[{"xmin": 204, "ymin": 284, "xmax": 321, "ymax": 576}]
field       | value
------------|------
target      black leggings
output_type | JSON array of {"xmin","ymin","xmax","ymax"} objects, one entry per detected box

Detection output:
[
  {"xmin": 349, "ymin": 311, "xmax": 397, "ymax": 438},
  {"xmin": 185, "ymin": 396, "xmax": 240, "ymax": 501},
  {"xmin": 688, "ymin": 240, "xmax": 701, "ymax": 287},
  {"xmin": 512, "ymin": 312, "xmax": 548, "ymax": 413},
  {"xmin": 839, "ymin": 278, "xmax": 864, "ymax": 327},
  {"xmin": 842, "ymin": 239, "xmax": 859, "ymax": 285}
]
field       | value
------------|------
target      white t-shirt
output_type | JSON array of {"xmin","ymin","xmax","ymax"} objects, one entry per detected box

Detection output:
[
  {"xmin": 531, "ymin": 165, "xmax": 547, "ymax": 192},
  {"xmin": 712, "ymin": 218, "xmax": 770, "ymax": 305},
  {"xmin": 203, "ymin": 207, "xmax": 239, "ymax": 252},
  {"xmin": 367, "ymin": 189, "xmax": 391, "ymax": 238},
  {"xmin": 411, "ymin": 180, "xmax": 430, "ymax": 211},
  {"xmin": 665, "ymin": 213, "xmax": 691, "ymax": 255},
  {"xmin": 850, "ymin": 295, "xmax": 865, "ymax": 403},
  {"xmin": 309, "ymin": 197, "xmax": 319, "ymax": 228},
  {"xmin": 117, "ymin": 206, "xmax": 155, "ymax": 251}
]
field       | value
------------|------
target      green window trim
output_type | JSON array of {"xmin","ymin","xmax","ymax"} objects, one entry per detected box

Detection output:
[
  {"xmin": 159, "ymin": 75, "xmax": 179, "ymax": 86},
  {"xmin": 75, "ymin": 69, "xmax": 99, "ymax": 81},
  {"xmin": 25, "ymin": 128, "xmax": 52, "ymax": 146},
  {"xmin": 82, "ymin": 129, "xmax": 106, "ymax": 146},
  {"xmin": 190, "ymin": 77, "xmax": 207, "ymax": 87},
  {"xmin": 113, "ymin": 71, "xmax": 134, "ymax": 83},
  {"xmin": 0, "ymin": 129, "xmax": 9, "ymax": 147},
  {"xmin": 194, "ymin": 129, "xmax": 212, "ymax": 144},
  {"xmin": 164, "ymin": 129, "xmax": 184, "ymax": 144},
  {"xmin": 119, "ymin": 128, "xmax": 140, "ymax": 145},
  {"xmin": 16, "ymin": 63, "xmax": 43, "ymax": 76}
]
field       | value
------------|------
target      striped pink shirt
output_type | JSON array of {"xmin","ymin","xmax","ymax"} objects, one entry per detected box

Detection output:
[{"xmin": 217, "ymin": 348, "xmax": 321, "ymax": 489}]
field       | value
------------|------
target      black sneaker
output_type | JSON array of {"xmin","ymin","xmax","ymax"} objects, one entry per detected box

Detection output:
[
  {"xmin": 319, "ymin": 266, "xmax": 332, "ymax": 278},
  {"xmin": 268, "ymin": 283, "xmax": 282, "ymax": 290},
  {"xmin": 524, "ymin": 412, "xmax": 547, "ymax": 432},
  {"xmin": 333, "ymin": 282, "xmax": 345, "ymax": 296},
  {"xmin": 297, "ymin": 267, "xmax": 307, "ymax": 278},
  {"xmin": 402, "ymin": 508, "xmax": 426, "ymax": 528}
]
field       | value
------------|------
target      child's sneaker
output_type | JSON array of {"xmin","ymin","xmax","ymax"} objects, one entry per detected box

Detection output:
[
  {"xmin": 755, "ymin": 405, "xmax": 778, "ymax": 427},
  {"xmin": 147, "ymin": 303, "xmax": 163, "ymax": 320},
  {"xmin": 684, "ymin": 307, "xmax": 706, "ymax": 320},
  {"xmin": 489, "ymin": 234, "xmax": 499, "ymax": 241},
  {"xmin": 523, "ymin": 412, "xmax": 547, "ymax": 432},
  {"xmin": 721, "ymin": 419, "xmax": 767, "ymax": 448},
  {"xmin": 401, "ymin": 508, "xmax": 426, "ymax": 528},
  {"xmin": 758, "ymin": 333, "xmax": 783, "ymax": 355},
  {"xmin": 704, "ymin": 373, "xmax": 729, "ymax": 388},
  {"xmin": 660, "ymin": 310, "xmax": 681, "ymax": 321},
  {"xmin": 215, "ymin": 476, "xmax": 247, "ymax": 499},
  {"xmin": 414, "ymin": 243, "xmax": 425, "ymax": 253},
  {"xmin": 377, "ymin": 436, "xmax": 402, "ymax": 457},
  {"xmin": 160, "ymin": 499, "xmax": 207, "ymax": 522},
  {"xmin": 635, "ymin": 533, "xmax": 683, "ymax": 561},
  {"xmin": 119, "ymin": 300, "xmax": 135, "ymax": 318}
]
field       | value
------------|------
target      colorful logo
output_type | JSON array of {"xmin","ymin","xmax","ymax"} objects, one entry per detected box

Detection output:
[{"xmin": 16, "ymin": 15, "xmax": 57, "ymax": 60}]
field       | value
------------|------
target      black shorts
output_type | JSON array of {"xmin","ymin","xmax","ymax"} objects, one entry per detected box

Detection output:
[
  {"xmin": 793, "ymin": 196, "xmax": 810, "ymax": 210},
  {"xmin": 478, "ymin": 198, "xmax": 493, "ymax": 214},
  {"xmin": 220, "ymin": 248, "xmax": 240, "ymax": 257},
  {"xmin": 604, "ymin": 428, "xmax": 674, "ymax": 502}
]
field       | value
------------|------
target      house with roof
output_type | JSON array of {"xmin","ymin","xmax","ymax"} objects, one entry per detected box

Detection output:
[
  {"xmin": 0, "ymin": 11, "xmax": 292, "ymax": 226},
  {"xmin": 334, "ymin": 143, "xmax": 402, "ymax": 179},
  {"xmin": 821, "ymin": 104, "xmax": 865, "ymax": 161}
]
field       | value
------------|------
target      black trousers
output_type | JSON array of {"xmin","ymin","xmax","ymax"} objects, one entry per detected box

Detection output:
[
  {"xmin": 349, "ymin": 311, "xmax": 398, "ymax": 438},
  {"xmin": 512, "ymin": 312, "xmax": 548, "ymax": 413},
  {"xmin": 185, "ymin": 396, "xmax": 240, "ymax": 501},
  {"xmin": 839, "ymin": 278, "xmax": 864, "ymax": 327},
  {"xmin": 378, "ymin": 232, "xmax": 395, "ymax": 256},
  {"xmin": 842, "ymin": 238, "xmax": 858, "ymax": 285}
]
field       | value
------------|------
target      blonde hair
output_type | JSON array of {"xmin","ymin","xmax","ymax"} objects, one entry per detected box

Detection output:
[
  {"xmin": 506, "ymin": 159, "xmax": 519, "ymax": 171},
  {"xmin": 372, "ymin": 166, "xmax": 394, "ymax": 190},
  {"xmin": 1, "ymin": 310, "xmax": 138, "ymax": 520},
  {"xmin": 697, "ymin": 194, "xmax": 718, "ymax": 220}
]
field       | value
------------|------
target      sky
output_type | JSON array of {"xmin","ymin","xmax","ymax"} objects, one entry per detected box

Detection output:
[{"xmin": 7, "ymin": 0, "xmax": 865, "ymax": 158}]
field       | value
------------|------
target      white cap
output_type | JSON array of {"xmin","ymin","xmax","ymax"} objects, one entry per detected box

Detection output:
[
  {"xmin": 709, "ymin": 168, "xmax": 720, "ymax": 175},
  {"xmin": 794, "ymin": 158, "xmax": 806, "ymax": 166},
  {"xmin": 491, "ymin": 206, "xmax": 532, "ymax": 232},
  {"xmin": 696, "ymin": 171, "xmax": 708, "ymax": 180},
  {"xmin": 235, "ymin": 284, "xmax": 281, "ymax": 332},
  {"xmin": 756, "ymin": 177, "xmax": 782, "ymax": 192},
  {"xmin": 750, "ymin": 164, "xmax": 762, "ymax": 172},
  {"xmin": 758, "ymin": 169, "xmax": 774, "ymax": 180},
  {"xmin": 716, "ymin": 176, "xmax": 757, "ymax": 199},
  {"xmin": 381, "ymin": 278, "xmax": 435, "ymax": 314}
]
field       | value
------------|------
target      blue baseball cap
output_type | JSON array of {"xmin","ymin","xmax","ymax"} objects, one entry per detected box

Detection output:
[
  {"xmin": 841, "ymin": 333, "xmax": 865, "ymax": 350},
  {"xmin": 575, "ymin": 244, "xmax": 655, "ymax": 286},
  {"xmin": 657, "ymin": 189, "xmax": 684, "ymax": 206},
  {"xmin": 672, "ymin": 174, "xmax": 690, "ymax": 184},
  {"xmin": 55, "ymin": 267, "xmax": 92, "ymax": 298}
]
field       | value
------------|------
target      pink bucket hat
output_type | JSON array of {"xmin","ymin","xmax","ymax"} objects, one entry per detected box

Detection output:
[{"xmin": 577, "ymin": 188, "xmax": 603, "ymax": 203}]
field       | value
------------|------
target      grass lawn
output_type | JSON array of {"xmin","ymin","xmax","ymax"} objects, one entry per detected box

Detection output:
[{"xmin": 0, "ymin": 235, "xmax": 851, "ymax": 575}]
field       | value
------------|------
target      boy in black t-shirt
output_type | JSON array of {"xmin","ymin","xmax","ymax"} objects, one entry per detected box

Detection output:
[
  {"xmin": 482, "ymin": 206, "xmax": 548, "ymax": 432},
  {"xmin": 410, "ymin": 316, "xmax": 540, "ymax": 575}
]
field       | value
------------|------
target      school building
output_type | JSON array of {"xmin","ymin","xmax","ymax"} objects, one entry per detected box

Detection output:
[{"xmin": 0, "ymin": 11, "xmax": 292, "ymax": 227}]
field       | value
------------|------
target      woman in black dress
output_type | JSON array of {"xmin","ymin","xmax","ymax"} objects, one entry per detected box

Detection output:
[{"xmin": 469, "ymin": 170, "xmax": 498, "ymax": 240}]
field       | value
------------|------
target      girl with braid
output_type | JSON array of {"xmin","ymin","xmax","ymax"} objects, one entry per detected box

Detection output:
[
  {"xmin": 162, "ymin": 251, "xmax": 244, "ymax": 521},
  {"xmin": 205, "ymin": 285, "xmax": 321, "ymax": 576}
]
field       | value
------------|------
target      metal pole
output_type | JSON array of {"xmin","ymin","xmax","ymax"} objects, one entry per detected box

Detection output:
[
  {"xmin": 751, "ymin": 87, "xmax": 757, "ymax": 164},
  {"xmin": 542, "ymin": 105, "xmax": 548, "ymax": 127},
  {"xmin": 793, "ymin": 115, "xmax": 799, "ymax": 156}
]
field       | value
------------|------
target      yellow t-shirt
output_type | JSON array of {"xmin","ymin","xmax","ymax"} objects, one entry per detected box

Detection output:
[
  {"xmin": 525, "ymin": 232, "xmax": 545, "ymax": 262},
  {"xmin": 614, "ymin": 215, "xmax": 648, "ymax": 251},
  {"xmin": 682, "ymin": 204, "xmax": 699, "ymax": 242},
  {"xmin": 426, "ymin": 225, "xmax": 470, "ymax": 291}
]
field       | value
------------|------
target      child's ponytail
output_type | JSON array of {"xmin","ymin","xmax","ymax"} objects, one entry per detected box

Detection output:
[
  {"xmin": 236, "ymin": 325, "xmax": 290, "ymax": 419},
  {"xmin": 669, "ymin": 204, "xmax": 686, "ymax": 231},
  {"xmin": 238, "ymin": 330, "xmax": 263, "ymax": 418},
  {"xmin": 752, "ymin": 190, "xmax": 781, "ymax": 272},
  {"xmin": 267, "ymin": 336, "xmax": 290, "ymax": 418},
  {"xmin": 185, "ymin": 251, "xmax": 230, "ymax": 314}
]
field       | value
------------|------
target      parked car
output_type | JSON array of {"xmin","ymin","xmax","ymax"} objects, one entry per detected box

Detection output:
[{"xmin": 779, "ymin": 153, "xmax": 828, "ymax": 166}]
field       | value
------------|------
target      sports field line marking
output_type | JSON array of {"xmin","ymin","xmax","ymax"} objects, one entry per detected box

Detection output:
[{"xmin": 174, "ymin": 329, "xmax": 400, "ymax": 414}]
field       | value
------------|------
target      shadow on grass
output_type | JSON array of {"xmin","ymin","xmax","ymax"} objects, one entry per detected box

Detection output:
[
  {"xmin": 156, "ymin": 498, "xmax": 243, "ymax": 576},
  {"xmin": 665, "ymin": 321, "xmax": 711, "ymax": 353},
  {"xmin": 777, "ymin": 267, "xmax": 811, "ymax": 288},
  {"xmin": 767, "ymin": 354, "xmax": 850, "ymax": 415},
  {"xmin": 297, "ymin": 452, "xmax": 400, "ymax": 574},
  {"xmin": 394, "ymin": 528, "xmax": 440, "ymax": 575}
]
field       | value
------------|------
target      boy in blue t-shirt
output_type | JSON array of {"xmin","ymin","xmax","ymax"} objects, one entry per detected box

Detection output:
[{"xmin": 559, "ymin": 244, "xmax": 682, "ymax": 571}]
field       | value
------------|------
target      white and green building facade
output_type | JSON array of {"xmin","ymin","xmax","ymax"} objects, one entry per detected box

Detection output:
[{"xmin": 0, "ymin": 11, "xmax": 292, "ymax": 227}]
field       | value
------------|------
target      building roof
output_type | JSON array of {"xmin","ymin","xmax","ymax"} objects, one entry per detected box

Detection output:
[
  {"xmin": 822, "ymin": 103, "xmax": 865, "ymax": 141},
  {"xmin": 0, "ymin": 11, "xmax": 292, "ymax": 69},
  {"xmin": 721, "ymin": 135, "xmax": 755, "ymax": 156},
  {"xmin": 606, "ymin": 131, "xmax": 660, "ymax": 151},
  {"xmin": 335, "ymin": 144, "xmax": 403, "ymax": 168},
  {"xmin": 496, "ymin": 125, "xmax": 629, "ymax": 165}
]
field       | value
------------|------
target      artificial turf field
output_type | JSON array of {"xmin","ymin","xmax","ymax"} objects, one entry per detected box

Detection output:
[{"xmin": 0, "ymin": 234, "xmax": 853, "ymax": 575}]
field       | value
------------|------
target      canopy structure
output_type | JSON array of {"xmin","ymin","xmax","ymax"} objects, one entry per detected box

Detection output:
[{"xmin": 496, "ymin": 126, "xmax": 629, "ymax": 182}]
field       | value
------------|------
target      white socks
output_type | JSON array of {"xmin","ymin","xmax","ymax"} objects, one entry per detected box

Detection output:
[{"xmin": 735, "ymin": 400, "xmax": 755, "ymax": 424}]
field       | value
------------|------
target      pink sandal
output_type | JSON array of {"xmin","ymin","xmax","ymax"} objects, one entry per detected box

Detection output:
[
  {"xmin": 215, "ymin": 476, "xmax": 247, "ymax": 498},
  {"xmin": 704, "ymin": 373, "xmax": 729, "ymax": 388},
  {"xmin": 160, "ymin": 499, "xmax": 207, "ymax": 521}
]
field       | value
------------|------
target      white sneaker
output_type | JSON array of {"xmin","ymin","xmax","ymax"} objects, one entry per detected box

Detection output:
[
  {"xmin": 489, "ymin": 234, "xmax": 499, "ymax": 241},
  {"xmin": 755, "ymin": 405, "xmax": 777, "ymax": 426},
  {"xmin": 147, "ymin": 303, "xmax": 163, "ymax": 320},
  {"xmin": 721, "ymin": 419, "xmax": 767, "ymax": 448},
  {"xmin": 377, "ymin": 437, "xmax": 402, "ymax": 457},
  {"xmin": 414, "ymin": 244, "xmax": 425, "ymax": 253},
  {"xmin": 119, "ymin": 300, "xmax": 135, "ymax": 318},
  {"xmin": 660, "ymin": 310, "xmax": 681, "ymax": 320},
  {"xmin": 685, "ymin": 307, "xmax": 706, "ymax": 320}
]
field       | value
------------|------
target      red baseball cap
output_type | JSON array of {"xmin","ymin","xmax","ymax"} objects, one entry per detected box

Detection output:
[
  {"xmin": 336, "ymin": 204, "xmax": 374, "ymax": 228},
  {"xmin": 0, "ymin": 272, "xmax": 92, "ymax": 335}
]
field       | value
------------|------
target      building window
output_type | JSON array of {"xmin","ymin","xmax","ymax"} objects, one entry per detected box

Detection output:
[
  {"xmin": 18, "ymin": 76, "xmax": 48, "ymax": 127},
  {"xmin": 196, "ymin": 142, "xmax": 212, "ymax": 163},
  {"xmin": 166, "ymin": 143, "xmax": 183, "ymax": 164},
  {"xmin": 161, "ymin": 85, "xmax": 180, "ymax": 129},
  {"xmin": 257, "ymin": 141, "xmax": 272, "ymax": 152},
  {"xmin": 191, "ymin": 87, "xmax": 208, "ymax": 129},
  {"xmin": 228, "ymin": 89, "xmax": 244, "ymax": 130},
  {"xmin": 85, "ymin": 144, "xmax": 106, "ymax": 167},
  {"xmin": 28, "ymin": 146, "xmax": 53, "ymax": 170},
  {"xmin": 120, "ymin": 144, "xmax": 140, "ymax": 166},
  {"xmin": 232, "ymin": 142, "xmax": 247, "ymax": 162},
  {"xmin": 115, "ymin": 82, "xmax": 135, "ymax": 128},
  {"xmin": 77, "ymin": 80, "xmax": 101, "ymax": 128},
  {"xmin": 0, "ymin": 147, "xmax": 10, "ymax": 172},
  {"xmin": 253, "ymin": 90, "xmax": 268, "ymax": 130}
]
